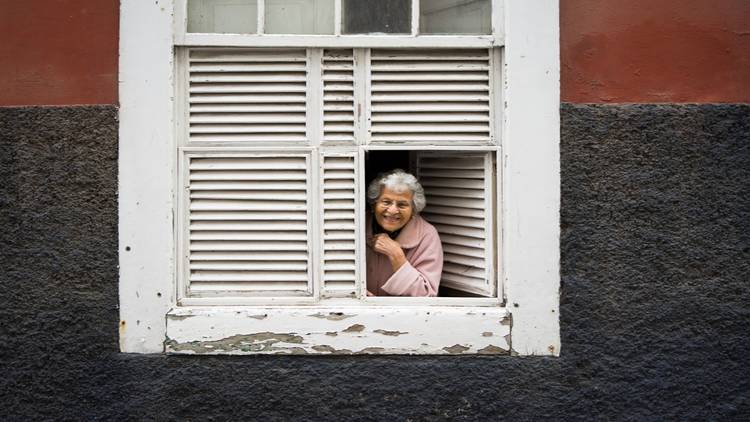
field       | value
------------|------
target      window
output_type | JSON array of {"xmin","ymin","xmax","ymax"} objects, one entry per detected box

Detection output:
[{"xmin": 119, "ymin": 0, "xmax": 560, "ymax": 355}]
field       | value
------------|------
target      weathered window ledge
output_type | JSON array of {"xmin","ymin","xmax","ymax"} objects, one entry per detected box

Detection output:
[{"xmin": 166, "ymin": 306, "xmax": 511, "ymax": 355}]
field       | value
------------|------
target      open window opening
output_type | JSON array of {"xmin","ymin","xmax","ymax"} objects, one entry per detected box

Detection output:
[{"xmin": 364, "ymin": 149, "xmax": 497, "ymax": 298}]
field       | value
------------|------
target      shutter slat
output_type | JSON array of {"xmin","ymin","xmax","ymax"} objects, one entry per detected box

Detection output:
[
  {"xmin": 191, "ymin": 251, "xmax": 308, "ymax": 261},
  {"xmin": 190, "ymin": 240, "xmax": 308, "ymax": 251},
  {"xmin": 190, "ymin": 74, "xmax": 308, "ymax": 83},
  {"xmin": 189, "ymin": 134, "xmax": 308, "ymax": 142},
  {"xmin": 373, "ymin": 102, "xmax": 489, "ymax": 112},
  {"xmin": 189, "ymin": 63, "xmax": 306, "ymax": 72},
  {"xmin": 370, "ymin": 123, "xmax": 489, "ymax": 133},
  {"xmin": 190, "ymin": 113, "xmax": 306, "ymax": 124},
  {"xmin": 371, "ymin": 113, "xmax": 489, "ymax": 123},
  {"xmin": 190, "ymin": 94, "xmax": 306, "ymax": 103},
  {"xmin": 191, "ymin": 211, "xmax": 308, "ymax": 220},
  {"xmin": 190, "ymin": 124, "xmax": 306, "ymax": 134},
  {"xmin": 191, "ymin": 104, "xmax": 307, "ymax": 113},
  {"xmin": 372, "ymin": 72, "xmax": 489, "ymax": 81},
  {"xmin": 190, "ymin": 221, "xmax": 307, "ymax": 231},
  {"xmin": 190, "ymin": 231, "xmax": 307, "ymax": 241},
  {"xmin": 190, "ymin": 48, "xmax": 307, "ymax": 62},
  {"xmin": 190, "ymin": 281, "xmax": 308, "ymax": 292},
  {"xmin": 371, "ymin": 82, "xmax": 489, "ymax": 92},
  {"xmin": 191, "ymin": 262, "xmax": 308, "ymax": 271}
]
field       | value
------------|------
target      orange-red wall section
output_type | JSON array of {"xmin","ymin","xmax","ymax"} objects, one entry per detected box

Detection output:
[
  {"xmin": 0, "ymin": 0, "xmax": 118, "ymax": 106},
  {"xmin": 561, "ymin": 0, "xmax": 750, "ymax": 103},
  {"xmin": 1, "ymin": 1, "xmax": 749, "ymax": 105}
]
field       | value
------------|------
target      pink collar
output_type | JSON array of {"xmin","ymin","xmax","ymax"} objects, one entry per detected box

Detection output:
[{"xmin": 366, "ymin": 214, "xmax": 425, "ymax": 249}]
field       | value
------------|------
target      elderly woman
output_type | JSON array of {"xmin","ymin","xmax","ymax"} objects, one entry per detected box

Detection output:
[{"xmin": 366, "ymin": 169, "xmax": 443, "ymax": 297}]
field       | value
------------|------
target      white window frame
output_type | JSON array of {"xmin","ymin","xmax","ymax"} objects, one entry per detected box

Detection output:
[{"xmin": 119, "ymin": 0, "xmax": 560, "ymax": 355}]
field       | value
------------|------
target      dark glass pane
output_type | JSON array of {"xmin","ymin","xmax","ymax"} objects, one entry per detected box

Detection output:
[{"xmin": 343, "ymin": 0, "xmax": 411, "ymax": 34}]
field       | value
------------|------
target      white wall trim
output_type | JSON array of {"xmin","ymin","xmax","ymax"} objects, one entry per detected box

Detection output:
[
  {"xmin": 118, "ymin": 0, "xmax": 176, "ymax": 353},
  {"xmin": 502, "ymin": 0, "xmax": 561, "ymax": 356}
]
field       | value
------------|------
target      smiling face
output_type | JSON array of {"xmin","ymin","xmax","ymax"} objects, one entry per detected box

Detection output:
[{"xmin": 374, "ymin": 187, "xmax": 414, "ymax": 233}]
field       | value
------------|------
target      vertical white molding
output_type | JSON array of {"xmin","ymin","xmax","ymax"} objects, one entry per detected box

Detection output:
[
  {"xmin": 257, "ymin": 0, "xmax": 265, "ymax": 34},
  {"xmin": 174, "ymin": 0, "xmax": 187, "ymax": 43},
  {"xmin": 334, "ymin": 0, "xmax": 342, "ymax": 35},
  {"xmin": 503, "ymin": 0, "xmax": 560, "ymax": 355},
  {"xmin": 119, "ymin": 0, "xmax": 176, "ymax": 353},
  {"xmin": 491, "ymin": 0, "xmax": 505, "ymax": 45},
  {"xmin": 411, "ymin": 0, "xmax": 420, "ymax": 35}
]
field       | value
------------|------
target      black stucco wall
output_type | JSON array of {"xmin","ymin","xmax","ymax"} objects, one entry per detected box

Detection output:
[{"xmin": 1, "ymin": 104, "xmax": 748, "ymax": 420}]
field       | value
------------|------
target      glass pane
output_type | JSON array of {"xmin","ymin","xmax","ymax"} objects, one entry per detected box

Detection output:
[
  {"xmin": 187, "ymin": 0, "xmax": 258, "ymax": 33},
  {"xmin": 343, "ymin": 0, "xmax": 411, "ymax": 34},
  {"xmin": 266, "ymin": 0, "xmax": 335, "ymax": 34},
  {"xmin": 420, "ymin": 0, "xmax": 491, "ymax": 34}
]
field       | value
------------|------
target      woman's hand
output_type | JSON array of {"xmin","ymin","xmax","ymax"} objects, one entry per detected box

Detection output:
[{"xmin": 369, "ymin": 234, "xmax": 407, "ymax": 272}]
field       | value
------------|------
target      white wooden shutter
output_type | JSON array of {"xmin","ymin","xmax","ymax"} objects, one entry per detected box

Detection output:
[
  {"xmin": 188, "ymin": 48, "xmax": 308, "ymax": 143},
  {"xmin": 369, "ymin": 49, "xmax": 491, "ymax": 144},
  {"xmin": 320, "ymin": 153, "xmax": 359, "ymax": 297},
  {"xmin": 416, "ymin": 152, "xmax": 495, "ymax": 297},
  {"xmin": 186, "ymin": 153, "xmax": 312, "ymax": 296},
  {"xmin": 322, "ymin": 49, "xmax": 356, "ymax": 145}
]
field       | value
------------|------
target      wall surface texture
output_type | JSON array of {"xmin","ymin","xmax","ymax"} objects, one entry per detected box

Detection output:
[
  {"xmin": 2, "ymin": 0, "xmax": 750, "ymax": 419},
  {"xmin": 1, "ymin": 104, "xmax": 749, "ymax": 419},
  {"xmin": 560, "ymin": 0, "xmax": 750, "ymax": 103},
  {"xmin": 0, "ymin": 0, "xmax": 118, "ymax": 106}
]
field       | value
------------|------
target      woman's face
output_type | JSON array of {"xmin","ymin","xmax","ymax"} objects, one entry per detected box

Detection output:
[{"xmin": 374, "ymin": 187, "xmax": 414, "ymax": 233}]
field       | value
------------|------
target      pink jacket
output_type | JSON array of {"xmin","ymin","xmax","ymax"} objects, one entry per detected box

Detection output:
[{"xmin": 366, "ymin": 214, "xmax": 444, "ymax": 297}]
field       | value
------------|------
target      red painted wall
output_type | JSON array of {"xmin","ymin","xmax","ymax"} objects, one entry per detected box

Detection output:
[
  {"xmin": 561, "ymin": 0, "xmax": 750, "ymax": 103},
  {"xmin": 0, "ymin": 0, "xmax": 118, "ymax": 106},
  {"xmin": 2, "ymin": 1, "xmax": 749, "ymax": 106}
]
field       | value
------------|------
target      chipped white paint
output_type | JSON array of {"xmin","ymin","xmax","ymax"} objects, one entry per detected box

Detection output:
[
  {"xmin": 166, "ymin": 306, "xmax": 511, "ymax": 355},
  {"xmin": 119, "ymin": 0, "xmax": 175, "ymax": 353},
  {"xmin": 503, "ymin": 0, "xmax": 561, "ymax": 356}
]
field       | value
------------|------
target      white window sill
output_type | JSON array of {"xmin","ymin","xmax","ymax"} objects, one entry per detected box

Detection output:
[{"xmin": 166, "ymin": 305, "xmax": 511, "ymax": 355}]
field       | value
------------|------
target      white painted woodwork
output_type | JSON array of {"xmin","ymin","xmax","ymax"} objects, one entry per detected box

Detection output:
[
  {"xmin": 416, "ymin": 152, "xmax": 495, "ymax": 296},
  {"xmin": 320, "ymin": 152, "xmax": 359, "ymax": 297},
  {"xmin": 503, "ymin": 0, "xmax": 561, "ymax": 356},
  {"xmin": 187, "ymin": 48, "xmax": 308, "ymax": 143},
  {"xmin": 119, "ymin": 0, "xmax": 175, "ymax": 353},
  {"xmin": 183, "ymin": 152, "xmax": 313, "ymax": 297},
  {"xmin": 180, "ymin": 34, "xmax": 498, "ymax": 48},
  {"xmin": 166, "ymin": 306, "xmax": 510, "ymax": 354},
  {"xmin": 369, "ymin": 49, "xmax": 492, "ymax": 144}
]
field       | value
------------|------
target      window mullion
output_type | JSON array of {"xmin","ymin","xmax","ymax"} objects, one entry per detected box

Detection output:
[
  {"xmin": 334, "ymin": 0, "xmax": 342, "ymax": 35},
  {"xmin": 257, "ymin": 0, "xmax": 265, "ymax": 34},
  {"xmin": 411, "ymin": 0, "xmax": 420, "ymax": 35}
]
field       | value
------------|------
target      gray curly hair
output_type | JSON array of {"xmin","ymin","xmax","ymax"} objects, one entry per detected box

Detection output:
[{"xmin": 366, "ymin": 169, "xmax": 426, "ymax": 213}]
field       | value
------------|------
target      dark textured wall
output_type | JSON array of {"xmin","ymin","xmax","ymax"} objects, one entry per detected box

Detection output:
[{"xmin": 1, "ymin": 104, "xmax": 749, "ymax": 420}]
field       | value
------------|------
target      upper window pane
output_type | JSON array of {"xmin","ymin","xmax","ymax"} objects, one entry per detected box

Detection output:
[
  {"xmin": 343, "ymin": 0, "xmax": 411, "ymax": 34},
  {"xmin": 420, "ymin": 0, "xmax": 491, "ymax": 34},
  {"xmin": 266, "ymin": 0, "xmax": 335, "ymax": 34},
  {"xmin": 188, "ymin": 0, "xmax": 258, "ymax": 33}
]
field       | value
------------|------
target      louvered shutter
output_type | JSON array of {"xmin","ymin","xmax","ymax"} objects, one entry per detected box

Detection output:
[
  {"xmin": 369, "ymin": 49, "xmax": 491, "ymax": 144},
  {"xmin": 320, "ymin": 153, "xmax": 359, "ymax": 297},
  {"xmin": 185, "ymin": 153, "xmax": 312, "ymax": 296},
  {"xmin": 322, "ymin": 49, "xmax": 356, "ymax": 144},
  {"xmin": 188, "ymin": 48, "xmax": 308, "ymax": 143},
  {"xmin": 416, "ymin": 152, "xmax": 495, "ymax": 297}
]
